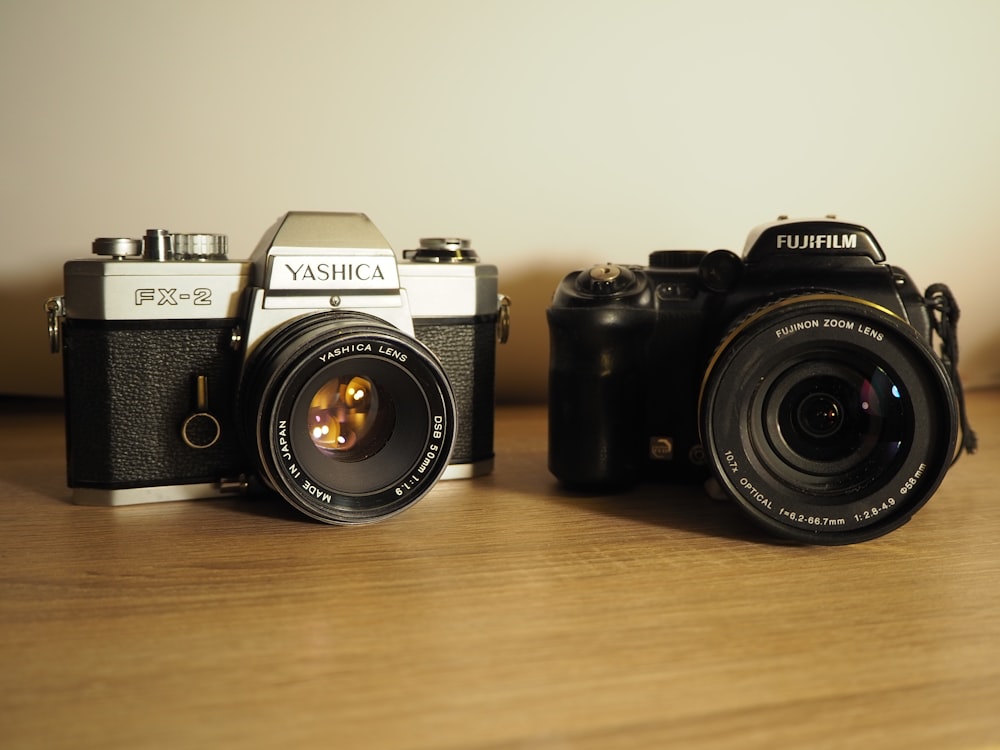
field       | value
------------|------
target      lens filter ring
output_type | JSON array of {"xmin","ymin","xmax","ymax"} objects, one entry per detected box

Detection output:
[
  {"xmin": 240, "ymin": 312, "xmax": 457, "ymax": 524},
  {"xmin": 700, "ymin": 295, "xmax": 958, "ymax": 544}
]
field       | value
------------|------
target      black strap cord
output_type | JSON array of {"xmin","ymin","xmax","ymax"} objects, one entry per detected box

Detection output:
[{"xmin": 925, "ymin": 283, "xmax": 978, "ymax": 462}]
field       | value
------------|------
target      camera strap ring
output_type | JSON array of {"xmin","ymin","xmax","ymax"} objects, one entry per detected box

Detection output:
[
  {"xmin": 925, "ymin": 283, "xmax": 978, "ymax": 461},
  {"xmin": 45, "ymin": 296, "xmax": 65, "ymax": 354}
]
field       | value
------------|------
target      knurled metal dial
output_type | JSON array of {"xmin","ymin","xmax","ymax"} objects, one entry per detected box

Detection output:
[
  {"xmin": 407, "ymin": 238, "xmax": 479, "ymax": 263},
  {"xmin": 171, "ymin": 233, "xmax": 229, "ymax": 260}
]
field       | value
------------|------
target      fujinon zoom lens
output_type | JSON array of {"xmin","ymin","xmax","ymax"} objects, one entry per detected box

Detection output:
[
  {"xmin": 240, "ymin": 312, "xmax": 457, "ymax": 524},
  {"xmin": 700, "ymin": 295, "xmax": 958, "ymax": 544}
]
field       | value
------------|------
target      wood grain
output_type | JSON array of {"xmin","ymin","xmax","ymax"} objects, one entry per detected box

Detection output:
[{"xmin": 1, "ymin": 394, "xmax": 998, "ymax": 749}]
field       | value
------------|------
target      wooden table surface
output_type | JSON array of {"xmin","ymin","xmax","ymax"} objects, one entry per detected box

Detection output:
[{"xmin": 2, "ymin": 393, "xmax": 999, "ymax": 750}]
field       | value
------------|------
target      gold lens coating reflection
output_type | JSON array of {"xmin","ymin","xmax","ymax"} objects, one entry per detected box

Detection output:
[{"xmin": 307, "ymin": 376, "xmax": 376, "ymax": 454}]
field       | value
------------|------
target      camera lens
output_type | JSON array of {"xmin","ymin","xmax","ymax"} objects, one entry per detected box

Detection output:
[
  {"xmin": 700, "ymin": 295, "xmax": 957, "ymax": 544},
  {"xmin": 240, "ymin": 312, "xmax": 456, "ymax": 524}
]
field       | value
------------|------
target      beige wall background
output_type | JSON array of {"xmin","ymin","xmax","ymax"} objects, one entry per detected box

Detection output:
[{"xmin": 3, "ymin": 0, "xmax": 999, "ymax": 402}]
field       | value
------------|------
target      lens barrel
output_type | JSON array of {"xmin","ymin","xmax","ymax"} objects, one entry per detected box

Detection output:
[
  {"xmin": 240, "ymin": 312, "xmax": 456, "ymax": 524},
  {"xmin": 700, "ymin": 295, "xmax": 957, "ymax": 544}
]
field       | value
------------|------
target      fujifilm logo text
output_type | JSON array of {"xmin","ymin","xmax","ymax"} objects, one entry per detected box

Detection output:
[
  {"xmin": 284, "ymin": 262, "xmax": 386, "ymax": 282},
  {"xmin": 776, "ymin": 234, "xmax": 859, "ymax": 250}
]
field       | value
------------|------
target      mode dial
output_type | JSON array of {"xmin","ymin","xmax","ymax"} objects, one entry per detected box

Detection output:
[{"xmin": 576, "ymin": 263, "xmax": 636, "ymax": 295}]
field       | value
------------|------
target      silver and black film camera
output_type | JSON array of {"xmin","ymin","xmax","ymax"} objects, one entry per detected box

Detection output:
[
  {"xmin": 47, "ymin": 211, "xmax": 509, "ymax": 524},
  {"xmin": 547, "ymin": 216, "xmax": 975, "ymax": 544}
]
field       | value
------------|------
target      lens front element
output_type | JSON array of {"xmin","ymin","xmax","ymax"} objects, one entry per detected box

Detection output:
[
  {"xmin": 796, "ymin": 391, "xmax": 843, "ymax": 440},
  {"xmin": 307, "ymin": 375, "xmax": 393, "ymax": 460},
  {"xmin": 765, "ymin": 360, "xmax": 907, "ymax": 490}
]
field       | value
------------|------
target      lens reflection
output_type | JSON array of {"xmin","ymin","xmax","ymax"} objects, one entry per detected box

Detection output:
[
  {"xmin": 766, "ymin": 360, "xmax": 906, "ymax": 489},
  {"xmin": 779, "ymin": 372, "xmax": 875, "ymax": 462},
  {"xmin": 796, "ymin": 392, "xmax": 843, "ymax": 439},
  {"xmin": 307, "ymin": 375, "xmax": 395, "ymax": 461}
]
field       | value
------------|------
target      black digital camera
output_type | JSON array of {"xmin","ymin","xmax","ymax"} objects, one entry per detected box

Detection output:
[
  {"xmin": 547, "ymin": 216, "xmax": 975, "ymax": 544},
  {"xmin": 47, "ymin": 211, "xmax": 509, "ymax": 524}
]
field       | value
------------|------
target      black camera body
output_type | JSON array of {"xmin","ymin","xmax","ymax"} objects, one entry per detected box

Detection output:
[
  {"xmin": 48, "ymin": 212, "xmax": 508, "ymax": 524},
  {"xmin": 548, "ymin": 217, "xmax": 969, "ymax": 544}
]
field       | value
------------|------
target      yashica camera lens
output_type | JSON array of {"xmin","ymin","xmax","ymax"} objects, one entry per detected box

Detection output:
[
  {"xmin": 700, "ymin": 295, "xmax": 957, "ymax": 544},
  {"xmin": 240, "ymin": 312, "xmax": 456, "ymax": 524}
]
